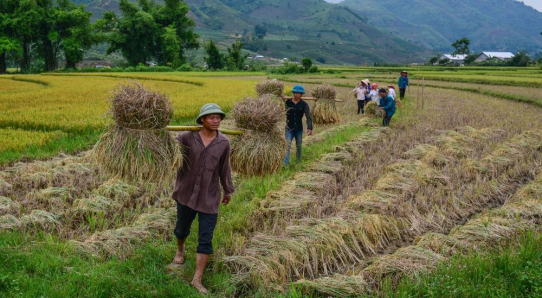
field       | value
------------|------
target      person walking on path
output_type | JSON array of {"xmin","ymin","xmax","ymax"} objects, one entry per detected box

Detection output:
[
  {"xmin": 378, "ymin": 88, "xmax": 396, "ymax": 127},
  {"xmin": 284, "ymin": 85, "xmax": 313, "ymax": 166},
  {"xmin": 353, "ymin": 79, "xmax": 370, "ymax": 114},
  {"xmin": 398, "ymin": 71, "xmax": 409, "ymax": 100},
  {"xmin": 171, "ymin": 103, "xmax": 235, "ymax": 294}
]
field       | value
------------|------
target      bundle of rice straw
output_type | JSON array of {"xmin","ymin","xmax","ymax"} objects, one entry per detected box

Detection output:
[
  {"xmin": 295, "ymin": 274, "xmax": 367, "ymax": 298},
  {"xmin": 0, "ymin": 214, "xmax": 21, "ymax": 230},
  {"xmin": 364, "ymin": 101, "xmax": 385, "ymax": 117},
  {"xmin": 230, "ymin": 96, "xmax": 286, "ymax": 176},
  {"xmin": 256, "ymin": 79, "xmax": 284, "ymax": 97},
  {"xmin": 91, "ymin": 83, "xmax": 182, "ymax": 185},
  {"xmin": 311, "ymin": 84, "xmax": 340, "ymax": 124}
]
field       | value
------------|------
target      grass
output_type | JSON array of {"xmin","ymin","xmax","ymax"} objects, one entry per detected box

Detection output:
[{"xmin": 382, "ymin": 232, "xmax": 542, "ymax": 297}]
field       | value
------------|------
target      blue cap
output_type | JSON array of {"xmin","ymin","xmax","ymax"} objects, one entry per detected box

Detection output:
[{"xmin": 292, "ymin": 85, "xmax": 305, "ymax": 94}]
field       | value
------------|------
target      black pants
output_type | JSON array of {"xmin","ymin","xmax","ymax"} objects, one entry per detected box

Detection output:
[
  {"xmin": 357, "ymin": 100, "xmax": 366, "ymax": 114},
  {"xmin": 399, "ymin": 88, "xmax": 406, "ymax": 99},
  {"xmin": 174, "ymin": 202, "xmax": 218, "ymax": 254},
  {"xmin": 382, "ymin": 114, "xmax": 393, "ymax": 127}
]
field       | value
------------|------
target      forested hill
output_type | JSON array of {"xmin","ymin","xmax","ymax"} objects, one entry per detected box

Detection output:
[
  {"xmin": 338, "ymin": 0, "xmax": 542, "ymax": 53},
  {"xmin": 74, "ymin": 0, "xmax": 428, "ymax": 64}
]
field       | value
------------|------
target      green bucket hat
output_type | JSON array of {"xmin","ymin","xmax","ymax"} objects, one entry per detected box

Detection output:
[{"xmin": 197, "ymin": 103, "xmax": 225, "ymax": 124}]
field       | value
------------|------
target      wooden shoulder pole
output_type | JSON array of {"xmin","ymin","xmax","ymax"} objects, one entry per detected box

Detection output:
[{"xmin": 166, "ymin": 126, "xmax": 245, "ymax": 135}]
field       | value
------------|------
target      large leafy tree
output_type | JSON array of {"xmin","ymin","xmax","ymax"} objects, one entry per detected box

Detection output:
[
  {"xmin": 11, "ymin": 0, "xmax": 42, "ymax": 72},
  {"xmin": 53, "ymin": 0, "xmax": 94, "ymax": 69},
  {"xmin": 226, "ymin": 39, "xmax": 247, "ymax": 71},
  {"xmin": 153, "ymin": 0, "xmax": 199, "ymax": 65},
  {"xmin": 0, "ymin": 0, "xmax": 19, "ymax": 73},
  {"xmin": 1, "ymin": 0, "xmax": 94, "ymax": 72},
  {"xmin": 97, "ymin": 0, "xmax": 198, "ymax": 66},
  {"xmin": 452, "ymin": 38, "xmax": 470, "ymax": 56},
  {"xmin": 204, "ymin": 39, "xmax": 224, "ymax": 70},
  {"xmin": 96, "ymin": 0, "xmax": 158, "ymax": 66}
]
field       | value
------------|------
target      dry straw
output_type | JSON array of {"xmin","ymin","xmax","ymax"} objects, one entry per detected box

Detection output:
[
  {"xmin": 0, "ymin": 178, "xmax": 12, "ymax": 196},
  {"xmin": 91, "ymin": 83, "xmax": 182, "ymax": 185},
  {"xmin": 364, "ymin": 101, "xmax": 385, "ymax": 117},
  {"xmin": 0, "ymin": 214, "xmax": 21, "ymax": 230},
  {"xmin": 295, "ymin": 274, "xmax": 366, "ymax": 298},
  {"xmin": 230, "ymin": 96, "xmax": 286, "ymax": 176},
  {"xmin": 0, "ymin": 196, "xmax": 19, "ymax": 215},
  {"xmin": 256, "ymin": 79, "xmax": 284, "ymax": 97},
  {"xmin": 21, "ymin": 209, "xmax": 61, "ymax": 231},
  {"xmin": 72, "ymin": 226, "xmax": 151, "ymax": 258},
  {"xmin": 311, "ymin": 84, "xmax": 340, "ymax": 124}
]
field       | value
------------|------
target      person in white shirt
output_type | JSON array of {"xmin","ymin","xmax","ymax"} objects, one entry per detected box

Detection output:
[
  {"xmin": 370, "ymin": 83, "xmax": 380, "ymax": 105},
  {"xmin": 352, "ymin": 80, "xmax": 369, "ymax": 114},
  {"xmin": 387, "ymin": 86, "xmax": 396, "ymax": 100}
]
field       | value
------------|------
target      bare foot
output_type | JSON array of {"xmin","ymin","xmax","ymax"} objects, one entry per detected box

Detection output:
[
  {"xmin": 191, "ymin": 280, "xmax": 208, "ymax": 295},
  {"xmin": 171, "ymin": 248, "xmax": 185, "ymax": 265}
]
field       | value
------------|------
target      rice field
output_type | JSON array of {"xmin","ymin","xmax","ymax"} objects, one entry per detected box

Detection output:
[
  {"xmin": 0, "ymin": 73, "xmax": 258, "ymax": 164},
  {"xmin": 1, "ymin": 67, "xmax": 542, "ymax": 297}
]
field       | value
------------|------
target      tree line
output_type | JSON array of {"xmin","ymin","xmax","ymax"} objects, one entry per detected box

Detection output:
[{"xmin": 0, "ymin": 0, "xmax": 198, "ymax": 73}]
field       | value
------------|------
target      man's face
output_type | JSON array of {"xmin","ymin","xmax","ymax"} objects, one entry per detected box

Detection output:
[
  {"xmin": 293, "ymin": 92, "xmax": 302, "ymax": 99},
  {"xmin": 201, "ymin": 114, "xmax": 221, "ymax": 131},
  {"xmin": 379, "ymin": 92, "xmax": 387, "ymax": 98},
  {"xmin": 402, "ymin": 73, "xmax": 407, "ymax": 77}
]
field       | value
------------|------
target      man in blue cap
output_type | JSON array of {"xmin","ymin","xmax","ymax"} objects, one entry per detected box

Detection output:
[
  {"xmin": 171, "ymin": 103, "xmax": 235, "ymax": 294},
  {"xmin": 284, "ymin": 85, "xmax": 313, "ymax": 166}
]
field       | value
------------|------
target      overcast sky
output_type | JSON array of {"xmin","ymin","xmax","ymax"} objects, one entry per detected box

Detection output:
[{"xmin": 517, "ymin": 0, "xmax": 542, "ymax": 11}]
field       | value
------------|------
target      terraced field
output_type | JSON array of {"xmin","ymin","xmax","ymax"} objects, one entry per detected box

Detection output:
[{"xmin": 1, "ymin": 68, "xmax": 541, "ymax": 297}]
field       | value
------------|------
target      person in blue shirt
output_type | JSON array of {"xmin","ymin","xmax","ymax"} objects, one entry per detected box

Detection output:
[
  {"xmin": 397, "ymin": 71, "xmax": 409, "ymax": 100},
  {"xmin": 284, "ymin": 85, "xmax": 313, "ymax": 166},
  {"xmin": 377, "ymin": 88, "xmax": 396, "ymax": 127}
]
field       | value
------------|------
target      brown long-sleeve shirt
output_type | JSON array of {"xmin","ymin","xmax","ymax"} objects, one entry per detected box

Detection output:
[{"xmin": 172, "ymin": 131, "xmax": 235, "ymax": 214}]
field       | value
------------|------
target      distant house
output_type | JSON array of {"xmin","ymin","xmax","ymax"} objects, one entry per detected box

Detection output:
[
  {"xmin": 254, "ymin": 55, "xmax": 265, "ymax": 60},
  {"xmin": 474, "ymin": 52, "xmax": 515, "ymax": 62},
  {"xmin": 439, "ymin": 54, "xmax": 467, "ymax": 65}
]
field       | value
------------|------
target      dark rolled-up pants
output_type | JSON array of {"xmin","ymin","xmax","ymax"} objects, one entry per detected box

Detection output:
[
  {"xmin": 174, "ymin": 202, "xmax": 218, "ymax": 255},
  {"xmin": 399, "ymin": 88, "xmax": 406, "ymax": 99},
  {"xmin": 382, "ymin": 114, "xmax": 393, "ymax": 127}
]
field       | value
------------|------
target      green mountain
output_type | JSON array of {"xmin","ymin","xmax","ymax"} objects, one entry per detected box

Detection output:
[
  {"xmin": 338, "ymin": 0, "xmax": 542, "ymax": 53},
  {"xmin": 73, "ymin": 0, "xmax": 428, "ymax": 64}
]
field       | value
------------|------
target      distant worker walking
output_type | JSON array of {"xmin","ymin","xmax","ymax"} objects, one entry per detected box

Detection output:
[
  {"xmin": 171, "ymin": 103, "xmax": 235, "ymax": 294},
  {"xmin": 398, "ymin": 71, "xmax": 409, "ymax": 100},
  {"xmin": 353, "ymin": 79, "xmax": 370, "ymax": 114},
  {"xmin": 284, "ymin": 85, "xmax": 313, "ymax": 166},
  {"xmin": 378, "ymin": 88, "xmax": 396, "ymax": 127}
]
